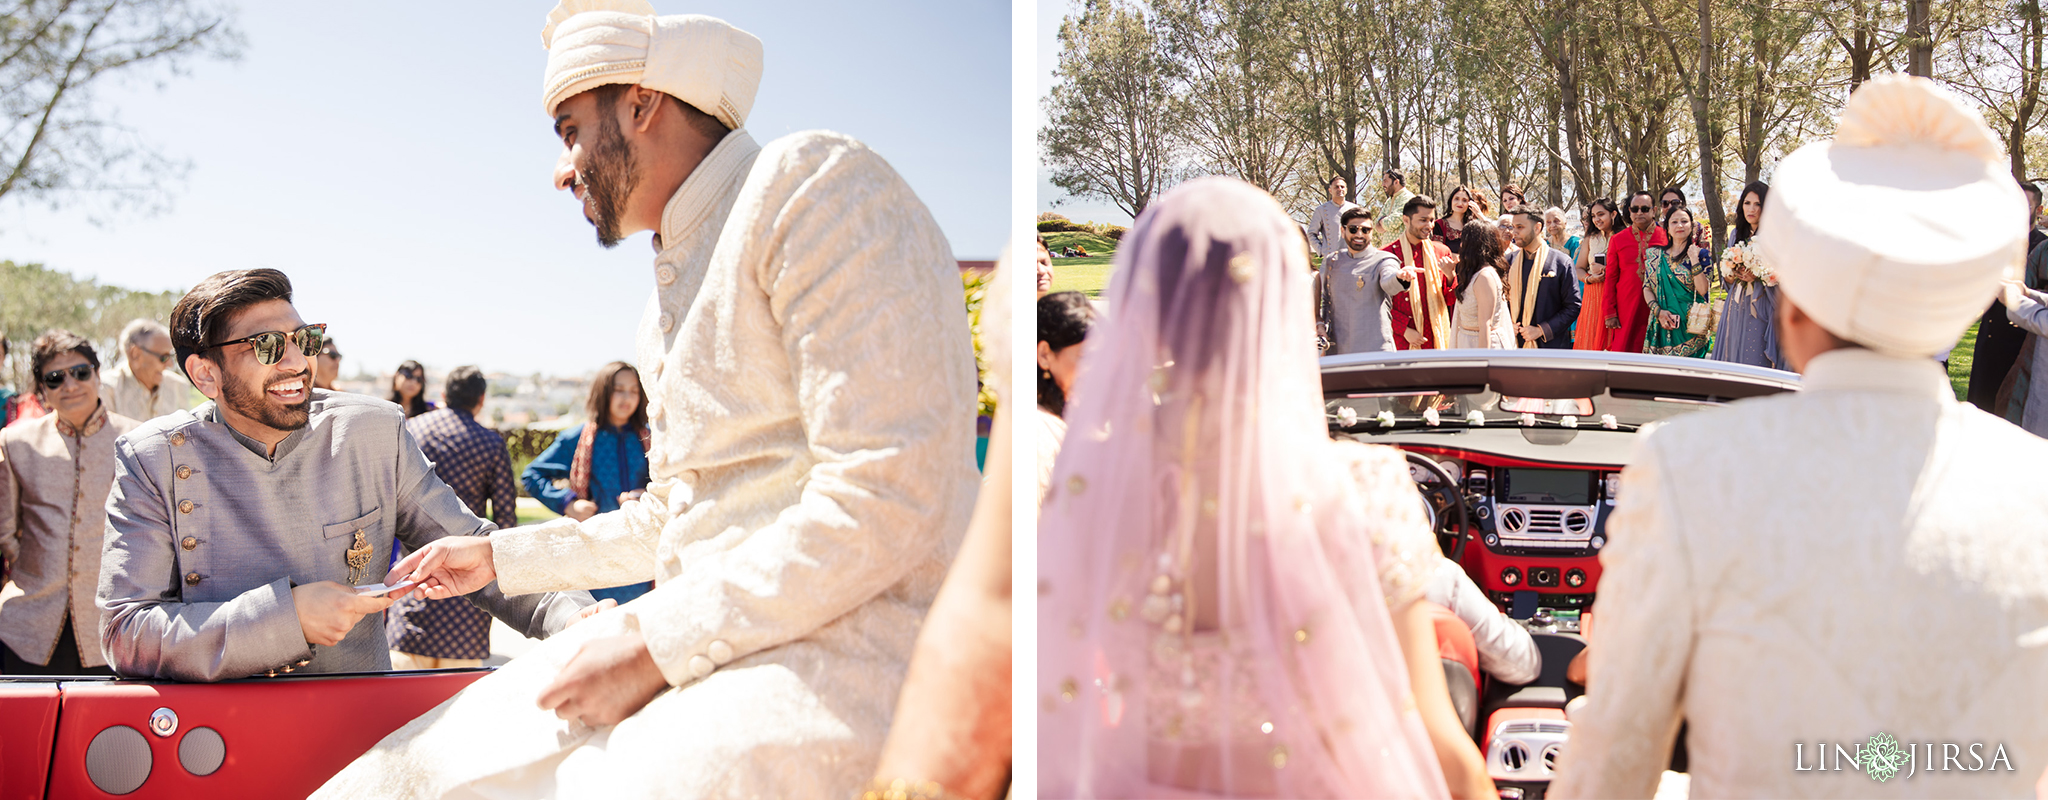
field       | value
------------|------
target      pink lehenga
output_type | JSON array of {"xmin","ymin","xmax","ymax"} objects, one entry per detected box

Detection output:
[{"xmin": 1038, "ymin": 177, "xmax": 1449, "ymax": 798}]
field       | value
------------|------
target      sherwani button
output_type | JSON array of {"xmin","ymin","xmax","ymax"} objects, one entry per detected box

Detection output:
[
  {"xmin": 181, "ymin": 537, "xmax": 198, "ymax": 551},
  {"xmin": 656, "ymin": 264, "xmax": 678, "ymax": 285},
  {"xmin": 184, "ymin": 572, "xmax": 201, "ymax": 586},
  {"xmin": 658, "ymin": 312, "xmax": 676, "ymax": 333},
  {"xmin": 169, "ymin": 432, "xmax": 185, "ymax": 446},
  {"xmin": 687, "ymin": 654, "xmax": 715, "ymax": 678},
  {"xmin": 176, "ymin": 465, "xmax": 193, "ymax": 480},
  {"xmin": 178, "ymin": 500, "xmax": 195, "ymax": 514},
  {"xmin": 708, "ymin": 640, "xmax": 733, "ymax": 664}
]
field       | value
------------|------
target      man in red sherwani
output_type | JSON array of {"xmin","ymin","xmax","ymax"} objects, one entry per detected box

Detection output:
[
  {"xmin": 1601, "ymin": 190, "xmax": 1668, "ymax": 354},
  {"xmin": 1386, "ymin": 195, "xmax": 1459, "ymax": 349}
]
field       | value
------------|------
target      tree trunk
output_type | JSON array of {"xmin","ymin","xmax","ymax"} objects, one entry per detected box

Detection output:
[
  {"xmin": 2015, "ymin": 0, "xmax": 2044, "ymax": 182},
  {"xmin": 1694, "ymin": 0, "xmax": 1726, "ymax": 251},
  {"xmin": 1906, "ymin": 0, "xmax": 1932, "ymax": 77}
]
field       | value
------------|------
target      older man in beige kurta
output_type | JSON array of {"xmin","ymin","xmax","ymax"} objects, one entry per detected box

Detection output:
[
  {"xmin": 317, "ymin": 4, "xmax": 977, "ymax": 797},
  {"xmin": 0, "ymin": 403, "xmax": 138, "ymax": 672}
]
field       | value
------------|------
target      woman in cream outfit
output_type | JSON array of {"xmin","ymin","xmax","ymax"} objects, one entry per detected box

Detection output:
[{"xmin": 1450, "ymin": 218, "xmax": 1515, "ymax": 349}]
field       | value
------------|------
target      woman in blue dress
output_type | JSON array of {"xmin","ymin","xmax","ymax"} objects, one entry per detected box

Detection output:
[
  {"xmin": 520, "ymin": 361, "xmax": 652, "ymax": 603},
  {"xmin": 1709, "ymin": 181, "xmax": 1782, "ymax": 369}
]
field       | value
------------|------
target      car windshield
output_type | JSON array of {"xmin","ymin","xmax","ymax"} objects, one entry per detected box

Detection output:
[{"xmin": 1325, "ymin": 386, "xmax": 1723, "ymax": 433}]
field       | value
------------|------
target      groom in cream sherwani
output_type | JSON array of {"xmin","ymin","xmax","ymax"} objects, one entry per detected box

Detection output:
[
  {"xmin": 1554, "ymin": 76, "xmax": 2048, "ymax": 798},
  {"xmin": 318, "ymin": 2, "xmax": 976, "ymax": 797}
]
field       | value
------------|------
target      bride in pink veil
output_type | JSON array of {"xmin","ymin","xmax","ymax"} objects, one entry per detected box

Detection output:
[{"xmin": 1039, "ymin": 177, "xmax": 1486, "ymax": 797}]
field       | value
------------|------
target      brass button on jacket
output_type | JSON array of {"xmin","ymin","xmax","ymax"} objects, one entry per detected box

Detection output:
[
  {"xmin": 178, "ymin": 500, "xmax": 195, "ymax": 514},
  {"xmin": 184, "ymin": 572, "xmax": 202, "ymax": 586},
  {"xmin": 175, "ymin": 465, "xmax": 193, "ymax": 480},
  {"xmin": 180, "ymin": 537, "xmax": 198, "ymax": 551}
]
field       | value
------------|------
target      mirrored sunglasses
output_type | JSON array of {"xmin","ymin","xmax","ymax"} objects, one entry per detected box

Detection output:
[
  {"xmin": 40, "ymin": 363, "xmax": 95, "ymax": 390},
  {"xmin": 207, "ymin": 323, "xmax": 327, "ymax": 366}
]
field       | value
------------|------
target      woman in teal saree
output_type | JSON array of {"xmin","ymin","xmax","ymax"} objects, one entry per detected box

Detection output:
[{"xmin": 1642, "ymin": 206, "xmax": 1714, "ymax": 358}]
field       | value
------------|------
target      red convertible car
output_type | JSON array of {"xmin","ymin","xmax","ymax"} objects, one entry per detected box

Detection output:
[
  {"xmin": 1323, "ymin": 348, "xmax": 1799, "ymax": 800},
  {"xmin": 1, "ymin": 666, "xmax": 486, "ymax": 798}
]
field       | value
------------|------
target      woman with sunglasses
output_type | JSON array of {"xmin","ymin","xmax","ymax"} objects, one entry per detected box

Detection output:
[
  {"xmin": 388, "ymin": 360, "xmax": 434, "ymax": 418},
  {"xmin": 0, "ymin": 330, "xmax": 139, "ymax": 675}
]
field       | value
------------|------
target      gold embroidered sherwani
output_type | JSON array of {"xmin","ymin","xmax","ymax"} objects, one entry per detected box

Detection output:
[{"xmin": 318, "ymin": 128, "xmax": 978, "ymax": 798}]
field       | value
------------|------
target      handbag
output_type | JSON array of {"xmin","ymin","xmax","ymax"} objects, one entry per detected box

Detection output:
[{"xmin": 1686, "ymin": 300, "xmax": 1716, "ymax": 335}]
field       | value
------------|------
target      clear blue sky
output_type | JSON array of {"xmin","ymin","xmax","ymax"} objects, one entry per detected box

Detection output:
[
  {"xmin": 0, "ymin": 0, "xmax": 1010, "ymax": 379},
  {"xmin": 1036, "ymin": 0, "xmax": 1134, "ymax": 228}
]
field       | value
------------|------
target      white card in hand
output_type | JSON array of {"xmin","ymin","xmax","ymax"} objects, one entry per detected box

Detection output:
[{"xmin": 354, "ymin": 579, "xmax": 417, "ymax": 597}]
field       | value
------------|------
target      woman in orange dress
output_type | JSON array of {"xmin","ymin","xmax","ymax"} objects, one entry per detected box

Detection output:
[{"xmin": 1572, "ymin": 198, "xmax": 1620, "ymax": 350}]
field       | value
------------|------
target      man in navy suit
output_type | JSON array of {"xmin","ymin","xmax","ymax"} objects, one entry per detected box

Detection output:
[{"xmin": 1504, "ymin": 209, "xmax": 1582, "ymax": 349}]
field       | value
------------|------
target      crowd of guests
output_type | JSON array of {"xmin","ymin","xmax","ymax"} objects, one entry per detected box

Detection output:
[
  {"xmin": 1306, "ymin": 172, "xmax": 1804, "ymax": 370},
  {"xmin": 0, "ymin": 316, "xmax": 653, "ymax": 677}
]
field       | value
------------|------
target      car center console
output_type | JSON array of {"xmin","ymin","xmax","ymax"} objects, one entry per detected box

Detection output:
[{"xmin": 1400, "ymin": 447, "xmax": 1617, "ymax": 621}]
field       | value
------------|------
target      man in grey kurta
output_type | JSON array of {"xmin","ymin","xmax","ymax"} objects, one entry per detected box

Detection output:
[
  {"xmin": 98, "ymin": 392, "xmax": 593, "ymax": 681},
  {"xmin": 97, "ymin": 267, "xmax": 591, "ymax": 683},
  {"xmin": 1321, "ymin": 207, "xmax": 1411, "ymax": 354}
]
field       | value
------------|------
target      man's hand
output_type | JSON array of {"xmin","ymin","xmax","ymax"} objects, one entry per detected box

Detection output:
[
  {"xmin": 566, "ymin": 499, "xmax": 600, "ymax": 521},
  {"xmin": 537, "ymin": 631, "xmax": 670, "ymax": 727},
  {"xmin": 2002, "ymin": 278, "xmax": 2026, "ymax": 308},
  {"xmin": 1403, "ymin": 327, "xmax": 1424, "ymax": 347},
  {"xmin": 1518, "ymin": 324, "xmax": 1543, "ymax": 343},
  {"xmin": 388, "ymin": 536, "xmax": 497, "ymax": 600},
  {"xmin": 1395, "ymin": 265, "xmax": 1422, "ymax": 283},
  {"xmin": 616, "ymin": 490, "xmax": 644, "ymax": 506},
  {"xmin": 293, "ymin": 581, "xmax": 394, "ymax": 647},
  {"xmin": 1604, "ymin": 314, "xmax": 1619, "ymax": 330}
]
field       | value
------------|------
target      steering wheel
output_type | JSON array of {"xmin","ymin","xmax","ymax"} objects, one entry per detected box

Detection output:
[{"xmin": 1404, "ymin": 452, "xmax": 1470, "ymax": 563}]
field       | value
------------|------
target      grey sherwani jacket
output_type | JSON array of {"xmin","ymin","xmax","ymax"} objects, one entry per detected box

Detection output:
[
  {"xmin": 97, "ymin": 391, "xmax": 592, "ymax": 681},
  {"xmin": 1321, "ymin": 246, "xmax": 1408, "ymax": 354}
]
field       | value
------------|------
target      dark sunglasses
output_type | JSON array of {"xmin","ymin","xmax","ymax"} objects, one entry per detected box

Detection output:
[
  {"xmin": 207, "ymin": 323, "xmax": 327, "ymax": 366},
  {"xmin": 1344, "ymin": 225, "xmax": 1370, "ymax": 233},
  {"xmin": 1629, "ymin": 205, "xmax": 1653, "ymax": 212},
  {"xmin": 40, "ymin": 363, "xmax": 95, "ymax": 390},
  {"xmin": 1662, "ymin": 198, "xmax": 1683, "ymax": 206}
]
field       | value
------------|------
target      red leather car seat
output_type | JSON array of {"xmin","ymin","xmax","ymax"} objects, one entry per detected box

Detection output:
[{"xmin": 1424, "ymin": 601, "xmax": 1481, "ymax": 736}]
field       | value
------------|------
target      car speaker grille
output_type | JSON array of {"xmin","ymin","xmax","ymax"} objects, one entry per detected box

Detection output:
[
  {"xmin": 86, "ymin": 725, "xmax": 151, "ymax": 795},
  {"xmin": 179, "ymin": 726, "xmax": 226, "ymax": 776}
]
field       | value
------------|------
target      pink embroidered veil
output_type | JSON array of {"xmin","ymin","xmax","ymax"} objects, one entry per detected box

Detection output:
[{"xmin": 1038, "ymin": 177, "xmax": 1448, "ymax": 798}]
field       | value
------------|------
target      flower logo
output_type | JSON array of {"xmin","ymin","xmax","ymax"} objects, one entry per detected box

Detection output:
[{"xmin": 1864, "ymin": 732, "xmax": 1908, "ymax": 782}]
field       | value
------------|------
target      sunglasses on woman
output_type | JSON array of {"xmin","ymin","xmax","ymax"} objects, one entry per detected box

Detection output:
[
  {"xmin": 40, "ymin": 364, "xmax": 95, "ymax": 390},
  {"xmin": 207, "ymin": 323, "xmax": 328, "ymax": 366}
]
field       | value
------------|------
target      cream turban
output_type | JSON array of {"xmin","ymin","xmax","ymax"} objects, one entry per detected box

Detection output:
[
  {"xmin": 1757, "ymin": 74, "xmax": 2028, "ymax": 358},
  {"xmin": 540, "ymin": 0, "xmax": 763, "ymax": 130}
]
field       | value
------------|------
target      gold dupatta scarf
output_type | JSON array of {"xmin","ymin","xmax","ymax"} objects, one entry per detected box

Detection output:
[
  {"xmin": 1396, "ymin": 237, "xmax": 1453, "ymax": 349},
  {"xmin": 1505, "ymin": 242, "xmax": 1551, "ymax": 349}
]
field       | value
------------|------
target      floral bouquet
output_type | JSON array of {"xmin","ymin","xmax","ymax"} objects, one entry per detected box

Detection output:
[{"xmin": 1718, "ymin": 241, "xmax": 1776, "ymax": 287}]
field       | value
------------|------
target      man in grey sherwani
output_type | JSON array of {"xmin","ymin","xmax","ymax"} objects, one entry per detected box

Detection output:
[
  {"xmin": 1321, "ymin": 206, "xmax": 1421, "ymax": 354},
  {"xmin": 97, "ymin": 268, "xmax": 593, "ymax": 681}
]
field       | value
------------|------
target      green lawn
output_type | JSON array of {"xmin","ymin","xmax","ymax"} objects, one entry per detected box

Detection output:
[
  {"xmin": 1049, "ymin": 256, "xmax": 1114, "ymax": 297},
  {"xmin": 1948, "ymin": 321, "xmax": 1978, "ymax": 401}
]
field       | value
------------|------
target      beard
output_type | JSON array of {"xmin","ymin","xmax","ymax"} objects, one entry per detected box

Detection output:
[
  {"xmin": 221, "ymin": 367, "xmax": 312, "ymax": 433},
  {"xmin": 582, "ymin": 110, "xmax": 642, "ymax": 249}
]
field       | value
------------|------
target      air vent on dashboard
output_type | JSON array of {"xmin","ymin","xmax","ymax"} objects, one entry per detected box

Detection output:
[{"xmin": 1499, "ymin": 508, "xmax": 1527, "ymax": 533}]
